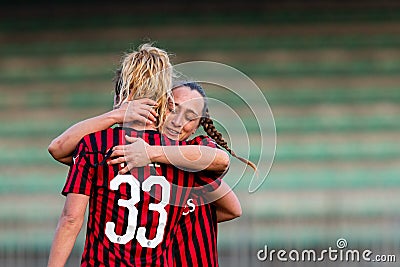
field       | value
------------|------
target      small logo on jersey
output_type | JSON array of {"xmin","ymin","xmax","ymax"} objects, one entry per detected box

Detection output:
[
  {"xmin": 182, "ymin": 198, "xmax": 196, "ymax": 215},
  {"xmin": 148, "ymin": 163, "xmax": 161, "ymax": 168},
  {"xmin": 72, "ymin": 155, "xmax": 79, "ymax": 164}
]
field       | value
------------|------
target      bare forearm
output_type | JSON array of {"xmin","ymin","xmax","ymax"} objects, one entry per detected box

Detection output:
[
  {"xmin": 205, "ymin": 181, "xmax": 242, "ymax": 223},
  {"xmin": 48, "ymin": 194, "xmax": 88, "ymax": 267},
  {"xmin": 148, "ymin": 145, "xmax": 229, "ymax": 172},
  {"xmin": 47, "ymin": 216, "xmax": 83, "ymax": 267},
  {"xmin": 215, "ymin": 208, "xmax": 240, "ymax": 223},
  {"xmin": 48, "ymin": 111, "xmax": 118, "ymax": 165}
]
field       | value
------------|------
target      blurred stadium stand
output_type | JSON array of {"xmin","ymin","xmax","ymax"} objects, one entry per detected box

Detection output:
[{"xmin": 1, "ymin": 1, "xmax": 400, "ymax": 266}]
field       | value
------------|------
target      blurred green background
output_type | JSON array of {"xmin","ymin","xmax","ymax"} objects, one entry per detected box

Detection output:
[{"xmin": 1, "ymin": 1, "xmax": 400, "ymax": 266}]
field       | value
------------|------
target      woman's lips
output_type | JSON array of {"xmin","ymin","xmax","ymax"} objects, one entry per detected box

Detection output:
[{"xmin": 165, "ymin": 127, "xmax": 180, "ymax": 137}]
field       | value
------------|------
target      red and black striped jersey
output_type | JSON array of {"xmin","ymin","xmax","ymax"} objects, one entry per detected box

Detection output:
[
  {"xmin": 170, "ymin": 198, "xmax": 218, "ymax": 267},
  {"xmin": 62, "ymin": 128, "xmax": 220, "ymax": 267},
  {"xmin": 167, "ymin": 136, "xmax": 221, "ymax": 267}
]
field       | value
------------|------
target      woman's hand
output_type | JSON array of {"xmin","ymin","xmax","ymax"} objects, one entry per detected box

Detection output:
[
  {"xmin": 108, "ymin": 135, "xmax": 152, "ymax": 174},
  {"xmin": 112, "ymin": 98, "xmax": 158, "ymax": 125}
]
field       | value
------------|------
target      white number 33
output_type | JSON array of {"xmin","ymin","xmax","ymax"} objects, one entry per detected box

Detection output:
[{"xmin": 105, "ymin": 174, "xmax": 170, "ymax": 248}]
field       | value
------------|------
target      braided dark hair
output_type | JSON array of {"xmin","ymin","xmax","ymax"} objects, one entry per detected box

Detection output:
[
  {"xmin": 182, "ymin": 82, "xmax": 257, "ymax": 171},
  {"xmin": 113, "ymin": 68, "xmax": 124, "ymax": 107}
]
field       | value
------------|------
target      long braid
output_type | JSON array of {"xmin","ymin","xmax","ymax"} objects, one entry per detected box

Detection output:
[{"xmin": 200, "ymin": 112, "xmax": 257, "ymax": 171}]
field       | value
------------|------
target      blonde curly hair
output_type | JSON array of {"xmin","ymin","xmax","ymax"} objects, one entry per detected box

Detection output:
[{"xmin": 114, "ymin": 43, "xmax": 173, "ymax": 128}]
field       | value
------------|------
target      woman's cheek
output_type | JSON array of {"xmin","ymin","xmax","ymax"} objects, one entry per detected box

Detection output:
[{"xmin": 187, "ymin": 121, "xmax": 201, "ymax": 137}]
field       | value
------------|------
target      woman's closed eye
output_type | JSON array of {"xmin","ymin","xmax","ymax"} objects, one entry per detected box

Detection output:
[{"xmin": 185, "ymin": 112, "xmax": 198, "ymax": 121}]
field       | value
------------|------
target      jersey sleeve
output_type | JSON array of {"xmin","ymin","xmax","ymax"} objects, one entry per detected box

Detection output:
[
  {"xmin": 62, "ymin": 138, "xmax": 94, "ymax": 196},
  {"xmin": 189, "ymin": 135, "xmax": 223, "ymax": 192}
]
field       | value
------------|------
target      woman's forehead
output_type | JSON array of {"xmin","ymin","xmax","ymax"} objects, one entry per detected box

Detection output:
[{"xmin": 172, "ymin": 86, "xmax": 203, "ymax": 103}]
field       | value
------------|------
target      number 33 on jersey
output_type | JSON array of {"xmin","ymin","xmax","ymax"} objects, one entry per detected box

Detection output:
[{"xmin": 105, "ymin": 174, "xmax": 170, "ymax": 248}]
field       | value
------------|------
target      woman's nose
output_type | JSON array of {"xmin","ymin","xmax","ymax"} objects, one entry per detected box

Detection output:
[{"xmin": 171, "ymin": 113, "xmax": 184, "ymax": 127}]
